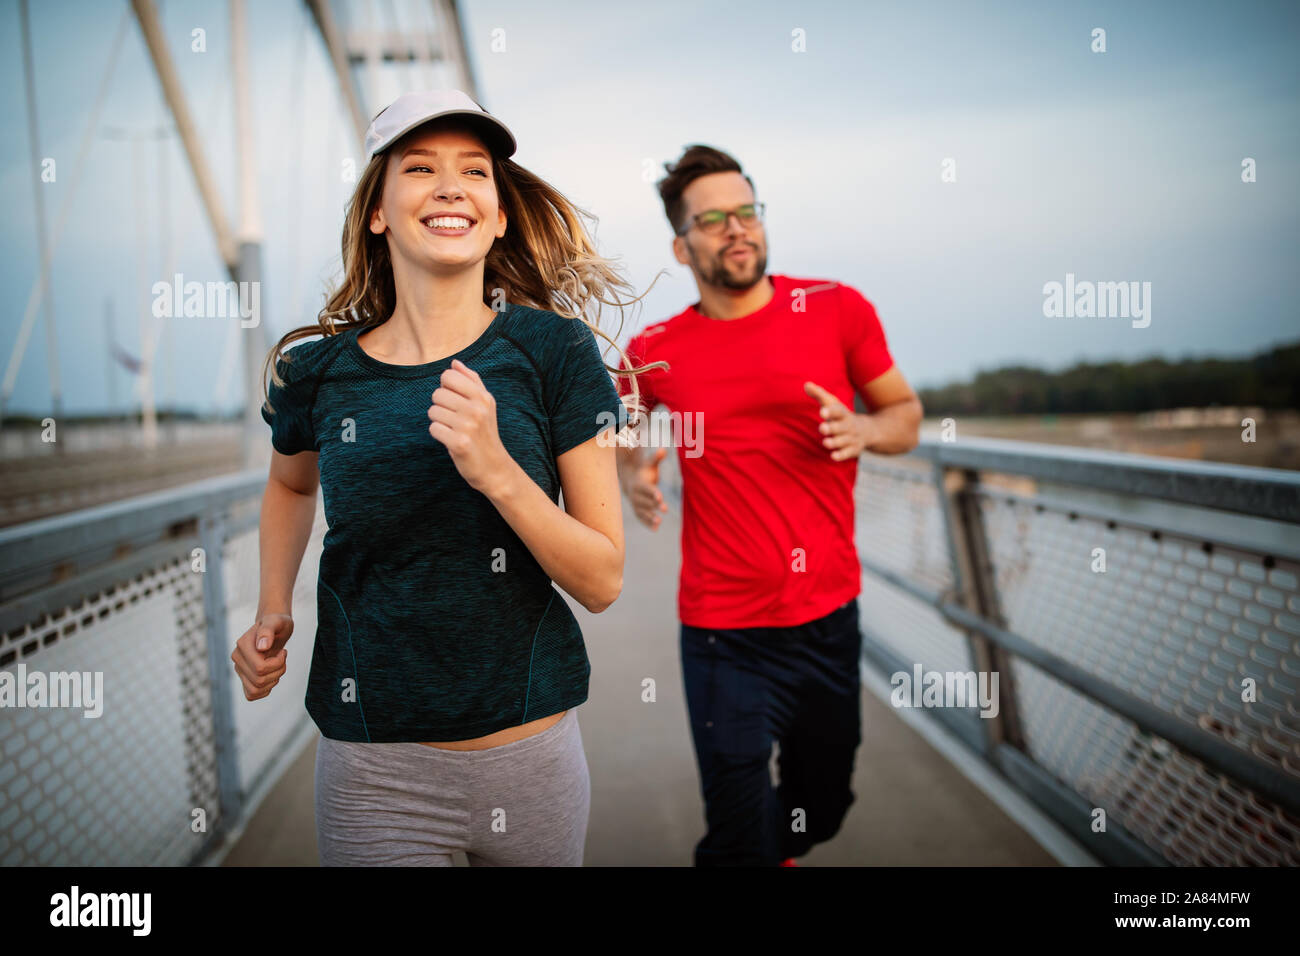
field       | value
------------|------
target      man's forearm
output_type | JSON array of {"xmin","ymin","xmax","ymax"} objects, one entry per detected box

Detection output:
[
  {"xmin": 859, "ymin": 398, "xmax": 923, "ymax": 455},
  {"xmin": 616, "ymin": 442, "xmax": 643, "ymax": 494}
]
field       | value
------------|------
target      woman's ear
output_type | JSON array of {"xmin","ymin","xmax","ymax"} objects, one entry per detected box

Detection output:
[
  {"xmin": 369, "ymin": 205, "xmax": 386, "ymax": 235},
  {"xmin": 496, "ymin": 206, "xmax": 507, "ymax": 239}
]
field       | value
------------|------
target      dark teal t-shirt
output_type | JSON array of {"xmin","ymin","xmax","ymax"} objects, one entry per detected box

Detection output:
[{"xmin": 260, "ymin": 302, "xmax": 626, "ymax": 742}]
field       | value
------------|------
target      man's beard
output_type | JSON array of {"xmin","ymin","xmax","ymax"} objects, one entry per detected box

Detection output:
[{"xmin": 691, "ymin": 241, "xmax": 767, "ymax": 290}]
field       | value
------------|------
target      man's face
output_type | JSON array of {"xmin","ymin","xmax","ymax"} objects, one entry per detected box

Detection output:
[{"xmin": 672, "ymin": 171, "xmax": 768, "ymax": 290}]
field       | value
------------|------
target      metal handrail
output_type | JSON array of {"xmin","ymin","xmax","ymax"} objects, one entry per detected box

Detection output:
[
  {"xmin": 863, "ymin": 435, "xmax": 1300, "ymax": 856},
  {"xmin": 910, "ymin": 435, "xmax": 1300, "ymax": 523},
  {"xmin": 0, "ymin": 466, "xmax": 285, "ymax": 865},
  {"xmin": 4, "ymin": 434, "xmax": 1297, "ymax": 865},
  {"xmin": 0, "ymin": 468, "xmax": 267, "ymax": 600}
]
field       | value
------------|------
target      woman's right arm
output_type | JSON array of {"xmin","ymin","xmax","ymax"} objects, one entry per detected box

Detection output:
[
  {"xmin": 232, "ymin": 450, "xmax": 319, "ymax": 701},
  {"xmin": 257, "ymin": 449, "xmax": 320, "ymax": 619}
]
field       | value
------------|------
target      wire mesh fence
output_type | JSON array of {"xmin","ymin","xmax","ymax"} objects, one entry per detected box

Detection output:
[
  {"xmin": 0, "ymin": 471, "xmax": 321, "ymax": 865},
  {"xmin": 2, "ymin": 437, "xmax": 1298, "ymax": 865},
  {"xmin": 852, "ymin": 440, "xmax": 1300, "ymax": 866}
]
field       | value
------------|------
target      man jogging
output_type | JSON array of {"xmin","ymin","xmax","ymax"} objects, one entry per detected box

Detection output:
[{"xmin": 615, "ymin": 145, "xmax": 923, "ymax": 866}]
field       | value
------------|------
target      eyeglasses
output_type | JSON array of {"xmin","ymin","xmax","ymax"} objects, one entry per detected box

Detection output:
[{"xmin": 676, "ymin": 202, "xmax": 766, "ymax": 236}]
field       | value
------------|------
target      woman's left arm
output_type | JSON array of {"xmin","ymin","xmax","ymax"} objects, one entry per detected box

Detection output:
[{"xmin": 430, "ymin": 359, "xmax": 624, "ymax": 613}]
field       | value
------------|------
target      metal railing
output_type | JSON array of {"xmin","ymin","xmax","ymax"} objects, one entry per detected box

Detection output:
[
  {"xmin": 842, "ymin": 436, "xmax": 1300, "ymax": 866},
  {"xmin": 3, "ymin": 433, "xmax": 1298, "ymax": 865},
  {"xmin": 0, "ymin": 469, "xmax": 319, "ymax": 865}
]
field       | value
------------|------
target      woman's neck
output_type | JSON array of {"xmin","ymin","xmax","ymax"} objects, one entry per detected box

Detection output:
[{"xmin": 378, "ymin": 261, "xmax": 495, "ymax": 364}]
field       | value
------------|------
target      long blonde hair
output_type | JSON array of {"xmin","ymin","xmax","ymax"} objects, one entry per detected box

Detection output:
[{"xmin": 262, "ymin": 118, "xmax": 665, "ymax": 437}]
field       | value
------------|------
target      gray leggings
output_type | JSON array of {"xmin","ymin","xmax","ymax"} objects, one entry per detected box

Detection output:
[{"xmin": 314, "ymin": 708, "xmax": 589, "ymax": 866}]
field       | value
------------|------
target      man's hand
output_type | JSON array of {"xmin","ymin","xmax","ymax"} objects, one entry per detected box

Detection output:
[
  {"xmin": 622, "ymin": 446, "xmax": 669, "ymax": 530},
  {"xmin": 804, "ymin": 381, "xmax": 879, "ymax": 461}
]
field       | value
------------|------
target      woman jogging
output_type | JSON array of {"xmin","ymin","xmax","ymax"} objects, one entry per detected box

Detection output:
[{"xmin": 232, "ymin": 89, "xmax": 650, "ymax": 866}]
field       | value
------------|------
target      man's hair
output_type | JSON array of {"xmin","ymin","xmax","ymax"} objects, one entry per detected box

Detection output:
[{"xmin": 657, "ymin": 145, "xmax": 755, "ymax": 235}]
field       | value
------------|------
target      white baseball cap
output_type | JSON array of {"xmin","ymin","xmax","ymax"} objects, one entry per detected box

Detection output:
[{"xmin": 363, "ymin": 89, "xmax": 517, "ymax": 158}]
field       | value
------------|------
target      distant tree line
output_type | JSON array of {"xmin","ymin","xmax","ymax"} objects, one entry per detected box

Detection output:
[{"xmin": 914, "ymin": 340, "xmax": 1300, "ymax": 416}]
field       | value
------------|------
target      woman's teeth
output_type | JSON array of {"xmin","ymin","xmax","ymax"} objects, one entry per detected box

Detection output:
[{"xmin": 423, "ymin": 216, "xmax": 472, "ymax": 229}]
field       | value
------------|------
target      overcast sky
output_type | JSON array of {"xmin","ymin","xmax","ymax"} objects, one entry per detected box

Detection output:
[{"xmin": 1, "ymin": 0, "xmax": 1297, "ymax": 416}]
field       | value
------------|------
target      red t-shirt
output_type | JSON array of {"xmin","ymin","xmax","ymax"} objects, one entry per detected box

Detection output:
[{"xmin": 617, "ymin": 274, "xmax": 896, "ymax": 629}]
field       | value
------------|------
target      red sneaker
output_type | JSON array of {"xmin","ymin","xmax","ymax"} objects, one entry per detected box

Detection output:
[{"xmin": 779, "ymin": 857, "xmax": 798, "ymax": 867}]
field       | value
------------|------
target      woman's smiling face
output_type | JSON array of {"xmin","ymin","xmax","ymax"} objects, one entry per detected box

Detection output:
[{"xmin": 369, "ymin": 122, "xmax": 508, "ymax": 275}]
